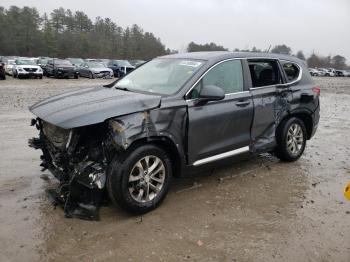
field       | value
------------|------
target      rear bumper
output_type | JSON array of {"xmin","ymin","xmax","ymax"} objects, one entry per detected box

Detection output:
[{"xmin": 310, "ymin": 103, "xmax": 320, "ymax": 139}]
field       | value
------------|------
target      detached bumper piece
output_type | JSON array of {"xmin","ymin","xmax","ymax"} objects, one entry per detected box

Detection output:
[{"xmin": 47, "ymin": 182, "xmax": 104, "ymax": 221}]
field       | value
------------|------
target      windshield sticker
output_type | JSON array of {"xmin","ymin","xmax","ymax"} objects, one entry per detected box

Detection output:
[{"xmin": 179, "ymin": 61, "xmax": 202, "ymax": 67}]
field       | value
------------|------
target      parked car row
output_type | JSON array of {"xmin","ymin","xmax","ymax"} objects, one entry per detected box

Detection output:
[
  {"xmin": 0, "ymin": 55, "xmax": 146, "ymax": 80},
  {"xmin": 308, "ymin": 67, "xmax": 350, "ymax": 77}
]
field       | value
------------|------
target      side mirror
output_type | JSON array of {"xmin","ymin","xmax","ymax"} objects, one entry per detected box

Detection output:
[{"xmin": 198, "ymin": 85, "xmax": 225, "ymax": 102}]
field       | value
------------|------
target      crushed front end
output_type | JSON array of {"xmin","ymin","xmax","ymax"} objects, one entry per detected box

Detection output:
[{"xmin": 28, "ymin": 118, "xmax": 116, "ymax": 220}]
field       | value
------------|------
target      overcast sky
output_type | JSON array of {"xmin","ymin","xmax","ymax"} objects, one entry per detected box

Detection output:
[{"xmin": 2, "ymin": 0, "xmax": 350, "ymax": 60}]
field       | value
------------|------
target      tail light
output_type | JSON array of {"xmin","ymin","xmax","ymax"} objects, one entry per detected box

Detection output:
[{"xmin": 312, "ymin": 87, "xmax": 320, "ymax": 96}]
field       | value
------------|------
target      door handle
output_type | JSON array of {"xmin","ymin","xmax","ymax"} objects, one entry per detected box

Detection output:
[{"xmin": 235, "ymin": 100, "xmax": 250, "ymax": 107}]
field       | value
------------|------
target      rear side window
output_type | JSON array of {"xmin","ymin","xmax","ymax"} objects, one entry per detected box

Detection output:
[
  {"xmin": 248, "ymin": 59, "xmax": 282, "ymax": 88},
  {"xmin": 281, "ymin": 62, "xmax": 300, "ymax": 82}
]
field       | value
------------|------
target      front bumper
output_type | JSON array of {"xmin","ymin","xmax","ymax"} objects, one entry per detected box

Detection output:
[
  {"xmin": 18, "ymin": 71, "xmax": 43, "ymax": 76},
  {"xmin": 93, "ymin": 71, "xmax": 113, "ymax": 78},
  {"xmin": 56, "ymin": 69, "xmax": 79, "ymax": 78}
]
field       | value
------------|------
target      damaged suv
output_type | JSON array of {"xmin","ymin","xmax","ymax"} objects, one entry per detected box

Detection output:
[{"xmin": 29, "ymin": 52, "xmax": 320, "ymax": 220}]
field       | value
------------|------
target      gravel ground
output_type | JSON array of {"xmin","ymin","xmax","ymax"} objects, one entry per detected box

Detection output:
[{"xmin": 0, "ymin": 76, "xmax": 349, "ymax": 262}]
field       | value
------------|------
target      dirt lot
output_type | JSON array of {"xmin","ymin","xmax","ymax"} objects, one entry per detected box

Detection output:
[{"xmin": 0, "ymin": 77, "xmax": 349, "ymax": 262}]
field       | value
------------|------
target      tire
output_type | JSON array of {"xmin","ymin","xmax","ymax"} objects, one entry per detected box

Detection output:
[
  {"xmin": 39, "ymin": 75, "xmax": 43, "ymax": 79},
  {"xmin": 74, "ymin": 75, "xmax": 78, "ymax": 79},
  {"xmin": 89, "ymin": 72, "xmax": 94, "ymax": 79},
  {"xmin": 13, "ymin": 71, "xmax": 17, "ymax": 78},
  {"xmin": 275, "ymin": 117, "xmax": 307, "ymax": 162},
  {"xmin": 107, "ymin": 144, "xmax": 173, "ymax": 214}
]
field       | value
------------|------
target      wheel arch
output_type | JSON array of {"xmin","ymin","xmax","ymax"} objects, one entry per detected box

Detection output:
[
  {"xmin": 278, "ymin": 110, "xmax": 314, "ymax": 140},
  {"xmin": 126, "ymin": 136, "xmax": 184, "ymax": 177}
]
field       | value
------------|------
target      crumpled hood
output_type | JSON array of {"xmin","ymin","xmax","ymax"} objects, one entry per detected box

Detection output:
[{"xmin": 29, "ymin": 86, "xmax": 161, "ymax": 129}]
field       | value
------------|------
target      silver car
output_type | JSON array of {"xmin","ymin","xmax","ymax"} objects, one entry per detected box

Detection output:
[{"xmin": 79, "ymin": 61, "xmax": 114, "ymax": 79}]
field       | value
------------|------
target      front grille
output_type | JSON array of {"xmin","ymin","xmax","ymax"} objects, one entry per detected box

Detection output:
[
  {"xmin": 126, "ymin": 67, "xmax": 134, "ymax": 73},
  {"xmin": 24, "ymin": 68, "xmax": 37, "ymax": 72}
]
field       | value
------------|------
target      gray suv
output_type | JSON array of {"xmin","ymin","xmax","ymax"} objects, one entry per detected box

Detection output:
[{"xmin": 29, "ymin": 52, "xmax": 320, "ymax": 220}]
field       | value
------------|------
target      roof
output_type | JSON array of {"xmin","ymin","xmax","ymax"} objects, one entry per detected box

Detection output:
[{"xmin": 160, "ymin": 51, "xmax": 304, "ymax": 64}]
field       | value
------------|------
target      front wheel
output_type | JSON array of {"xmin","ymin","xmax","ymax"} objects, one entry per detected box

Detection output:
[
  {"xmin": 107, "ymin": 144, "xmax": 172, "ymax": 214},
  {"xmin": 275, "ymin": 117, "xmax": 307, "ymax": 162}
]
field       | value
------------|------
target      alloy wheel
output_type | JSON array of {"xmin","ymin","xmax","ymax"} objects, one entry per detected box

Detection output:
[
  {"xmin": 128, "ymin": 155, "xmax": 166, "ymax": 203},
  {"xmin": 286, "ymin": 123, "xmax": 304, "ymax": 155}
]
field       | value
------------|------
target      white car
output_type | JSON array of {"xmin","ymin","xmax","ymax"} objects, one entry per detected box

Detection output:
[
  {"xmin": 13, "ymin": 58, "xmax": 43, "ymax": 79},
  {"xmin": 324, "ymin": 68, "xmax": 336, "ymax": 77},
  {"xmin": 5, "ymin": 59, "xmax": 15, "ymax": 75}
]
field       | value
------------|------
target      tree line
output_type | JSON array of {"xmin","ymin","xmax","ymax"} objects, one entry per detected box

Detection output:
[
  {"xmin": 187, "ymin": 42, "xmax": 349, "ymax": 70},
  {"xmin": 0, "ymin": 6, "xmax": 170, "ymax": 60}
]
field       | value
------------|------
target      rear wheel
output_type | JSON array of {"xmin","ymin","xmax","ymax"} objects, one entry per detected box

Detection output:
[
  {"xmin": 275, "ymin": 117, "xmax": 307, "ymax": 162},
  {"xmin": 107, "ymin": 144, "xmax": 172, "ymax": 214},
  {"xmin": 89, "ymin": 72, "xmax": 94, "ymax": 79}
]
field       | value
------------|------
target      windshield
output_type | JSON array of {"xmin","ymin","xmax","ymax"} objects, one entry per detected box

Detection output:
[
  {"xmin": 88, "ymin": 62, "xmax": 105, "ymax": 68},
  {"xmin": 54, "ymin": 59, "xmax": 72, "ymax": 66},
  {"xmin": 16, "ymin": 59, "xmax": 36, "ymax": 65},
  {"xmin": 114, "ymin": 58, "xmax": 204, "ymax": 95},
  {"xmin": 38, "ymin": 59, "xmax": 48, "ymax": 64},
  {"xmin": 69, "ymin": 58, "xmax": 84, "ymax": 65},
  {"xmin": 115, "ymin": 60, "xmax": 132, "ymax": 67}
]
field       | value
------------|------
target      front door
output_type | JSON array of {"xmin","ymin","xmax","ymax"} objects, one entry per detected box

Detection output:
[{"xmin": 186, "ymin": 59, "xmax": 254, "ymax": 165}]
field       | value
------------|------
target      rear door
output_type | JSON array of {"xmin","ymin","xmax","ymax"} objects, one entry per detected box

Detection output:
[
  {"xmin": 186, "ymin": 59, "xmax": 254, "ymax": 165},
  {"xmin": 248, "ymin": 59, "xmax": 292, "ymax": 151}
]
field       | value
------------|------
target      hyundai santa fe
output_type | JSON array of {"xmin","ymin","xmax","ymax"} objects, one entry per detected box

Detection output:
[{"xmin": 29, "ymin": 51, "xmax": 320, "ymax": 220}]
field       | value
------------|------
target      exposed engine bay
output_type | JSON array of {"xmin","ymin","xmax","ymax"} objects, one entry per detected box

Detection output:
[{"xmin": 28, "ymin": 118, "xmax": 117, "ymax": 220}]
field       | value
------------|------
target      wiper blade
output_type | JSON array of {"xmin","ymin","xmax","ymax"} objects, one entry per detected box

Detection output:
[{"xmin": 115, "ymin": 86, "xmax": 131, "ymax": 92}]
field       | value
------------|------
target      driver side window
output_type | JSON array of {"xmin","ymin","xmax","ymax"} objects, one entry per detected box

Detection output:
[{"xmin": 189, "ymin": 60, "xmax": 243, "ymax": 99}]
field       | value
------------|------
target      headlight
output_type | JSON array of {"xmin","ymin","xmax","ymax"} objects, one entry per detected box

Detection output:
[
  {"xmin": 42, "ymin": 121, "xmax": 71, "ymax": 150},
  {"xmin": 58, "ymin": 67, "xmax": 64, "ymax": 70},
  {"xmin": 17, "ymin": 67, "xmax": 23, "ymax": 71},
  {"xmin": 38, "ymin": 68, "xmax": 42, "ymax": 72}
]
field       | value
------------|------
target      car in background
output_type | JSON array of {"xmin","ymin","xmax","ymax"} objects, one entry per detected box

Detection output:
[
  {"xmin": 85, "ymin": 59, "xmax": 110, "ymax": 67},
  {"xmin": 343, "ymin": 70, "xmax": 350, "ymax": 77},
  {"xmin": 45, "ymin": 59, "xmax": 79, "ymax": 79},
  {"xmin": 12, "ymin": 58, "xmax": 43, "ymax": 79},
  {"xmin": 37, "ymin": 57, "xmax": 50, "ymax": 69},
  {"xmin": 129, "ymin": 59, "xmax": 146, "ymax": 68},
  {"xmin": 0, "ymin": 59, "xmax": 6, "ymax": 80},
  {"xmin": 323, "ymin": 68, "xmax": 336, "ymax": 77},
  {"xmin": 5, "ymin": 59, "xmax": 15, "ymax": 75},
  {"xmin": 78, "ymin": 61, "xmax": 113, "ymax": 79},
  {"xmin": 308, "ymin": 68, "xmax": 320, "ymax": 76},
  {"xmin": 66, "ymin": 58, "xmax": 85, "ymax": 67},
  {"xmin": 107, "ymin": 60, "xmax": 135, "ymax": 78},
  {"xmin": 335, "ymin": 70, "xmax": 345, "ymax": 77},
  {"xmin": 316, "ymin": 68, "xmax": 327, "ymax": 76}
]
